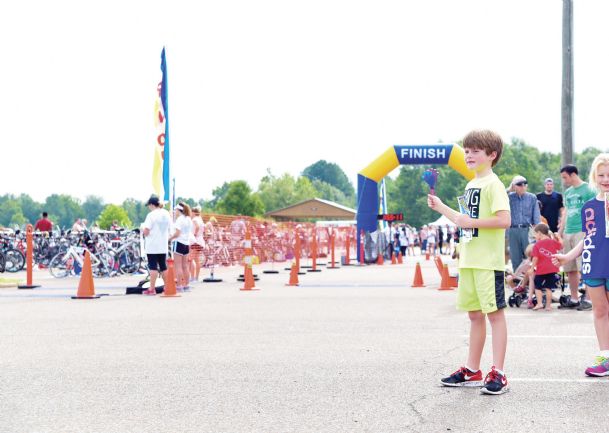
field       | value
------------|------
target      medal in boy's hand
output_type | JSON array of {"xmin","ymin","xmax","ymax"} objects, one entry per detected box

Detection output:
[{"xmin": 422, "ymin": 168, "xmax": 439, "ymax": 195}]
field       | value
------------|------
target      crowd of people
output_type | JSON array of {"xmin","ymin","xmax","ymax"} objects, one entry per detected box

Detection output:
[
  {"xmin": 375, "ymin": 223, "xmax": 459, "ymax": 260},
  {"xmin": 505, "ymin": 164, "xmax": 598, "ymax": 311}
]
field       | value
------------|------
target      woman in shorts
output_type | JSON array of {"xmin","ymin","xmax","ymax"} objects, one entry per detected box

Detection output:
[
  {"xmin": 169, "ymin": 203, "xmax": 193, "ymax": 292},
  {"xmin": 189, "ymin": 206, "xmax": 205, "ymax": 282}
]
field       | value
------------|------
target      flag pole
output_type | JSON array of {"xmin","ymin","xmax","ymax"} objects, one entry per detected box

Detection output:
[{"xmin": 172, "ymin": 177, "xmax": 176, "ymax": 214}]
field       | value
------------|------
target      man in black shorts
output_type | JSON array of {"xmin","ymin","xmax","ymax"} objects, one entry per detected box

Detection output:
[{"xmin": 142, "ymin": 195, "xmax": 171, "ymax": 295}]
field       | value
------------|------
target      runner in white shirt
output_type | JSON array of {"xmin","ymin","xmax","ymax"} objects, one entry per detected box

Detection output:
[{"xmin": 142, "ymin": 195, "xmax": 171, "ymax": 295}]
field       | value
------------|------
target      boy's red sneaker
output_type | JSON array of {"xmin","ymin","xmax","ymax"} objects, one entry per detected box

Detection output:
[
  {"xmin": 480, "ymin": 366, "xmax": 509, "ymax": 395},
  {"xmin": 440, "ymin": 366, "xmax": 483, "ymax": 387}
]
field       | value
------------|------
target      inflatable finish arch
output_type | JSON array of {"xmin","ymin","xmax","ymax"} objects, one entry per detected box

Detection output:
[{"xmin": 356, "ymin": 144, "xmax": 475, "ymax": 261}]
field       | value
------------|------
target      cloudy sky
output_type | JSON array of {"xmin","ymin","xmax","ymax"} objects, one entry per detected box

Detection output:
[{"xmin": 2, "ymin": 0, "xmax": 608, "ymax": 204}]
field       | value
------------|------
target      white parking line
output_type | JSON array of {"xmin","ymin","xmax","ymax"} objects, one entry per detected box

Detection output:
[
  {"xmin": 511, "ymin": 378, "xmax": 609, "ymax": 383},
  {"xmin": 461, "ymin": 335, "xmax": 595, "ymax": 339}
]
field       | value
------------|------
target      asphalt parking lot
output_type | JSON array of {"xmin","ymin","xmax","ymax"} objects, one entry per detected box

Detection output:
[{"xmin": 1, "ymin": 257, "xmax": 608, "ymax": 433}]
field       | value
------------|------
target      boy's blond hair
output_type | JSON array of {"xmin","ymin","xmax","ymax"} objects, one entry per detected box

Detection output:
[
  {"xmin": 588, "ymin": 153, "xmax": 609, "ymax": 191},
  {"xmin": 462, "ymin": 129, "xmax": 504, "ymax": 167}
]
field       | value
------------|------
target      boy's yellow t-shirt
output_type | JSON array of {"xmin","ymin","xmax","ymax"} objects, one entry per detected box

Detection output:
[{"xmin": 458, "ymin": 172, "xmax": 510, "ymax": 271}]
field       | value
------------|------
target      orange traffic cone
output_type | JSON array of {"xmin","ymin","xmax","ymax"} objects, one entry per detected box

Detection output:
[
  {"xmin": 377, "ymin": 252, "xmax": 384, "ymax": 265},
  {"xmin": 161, "ymin": 258, "xmax": 181, "ymax": 297},
  {"xmin": 72, "ymin": 250, "xmax": 100, "ymax": 299},
  {"xmin": 425, "ymin": 250, "xmax": 430, "ymax": 261},
  {"xmin": 240, "ymin": 229, "xmax": 259, "ymax": 291},
  {"xmin": 397, "ymin": 251, "xmax": 403, "ymax": 264},
  {"xmin": 391, "ymin": 251, "xmax": 397, "ymax": 265},
  {"xmin": 241, "ymin": 264, "xmax": 258, "ymax": 290},
  {"xmin": 285, "ymin": 262, "xmax": 299, "ymax": 286},
  {"xmin": 438, "ymin": 264, "xmax": 454, "ymax": 291},
  {"xmin": 411, "ymin": 262, "xmax": 425, "ymax": 288}
]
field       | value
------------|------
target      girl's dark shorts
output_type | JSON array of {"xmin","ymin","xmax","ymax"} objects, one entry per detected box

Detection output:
[{"xmin": 173, "ymin": 242, "xmax": 190, "ymax": 256}]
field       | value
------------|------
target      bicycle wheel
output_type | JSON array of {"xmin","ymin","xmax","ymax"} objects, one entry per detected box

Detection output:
[
  {"xmin": 0, "ymin": 253, "xmax": 5, "ymax": 273},
  {"xmin": 3, "ymin": 248, "xmax": 25, "ymax": 272},
  {"xmin": 118, "ymin": 249, "xmax": 139, "ymax": 274},
  {"xmin": 49, "ymin": 253, "xmax": 72, "ymax": 278},
  {"xmin": 95, "ymin": 251, "xmax": 117, "ymax": 277}
]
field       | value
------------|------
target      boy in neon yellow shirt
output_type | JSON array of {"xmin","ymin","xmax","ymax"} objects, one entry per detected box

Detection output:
[{"xmin": 428, "ymin": 130, "xmax": 511, "ymax": 395}]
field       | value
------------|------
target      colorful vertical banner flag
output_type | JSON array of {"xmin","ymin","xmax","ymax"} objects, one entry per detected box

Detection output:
[
  {"xmin": 152, "ymin": 47, "xmax": 170, "ymax": 201},
  {"xmin": 378, "ymin": 178, "xmax": 388, "ymax": 230}
]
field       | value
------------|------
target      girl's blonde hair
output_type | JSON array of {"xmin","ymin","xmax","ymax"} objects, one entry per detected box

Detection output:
[{"xmin": 589, "ymin": 153, "xmax": 609, "ymax": 191}]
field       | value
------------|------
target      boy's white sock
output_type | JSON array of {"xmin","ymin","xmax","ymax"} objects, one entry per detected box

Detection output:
[{"xmin": 465, "ymin": 365, "xmax": 478, "ymax": 373}]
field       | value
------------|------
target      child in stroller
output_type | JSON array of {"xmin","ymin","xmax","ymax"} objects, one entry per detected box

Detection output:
[{"xmin": 507, "ymin": 245, "xmax": 534, "ymax": 308}]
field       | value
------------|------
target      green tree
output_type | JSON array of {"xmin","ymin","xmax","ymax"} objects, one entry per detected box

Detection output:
[
  {"xmin": 175, "ymin": 197, "xmax": 198, "ymax": 209},
  {"xmin": 294, "ymin": 176, "xmax": 318, "ymax": 202},
  {"xmin": 98, "ymin": 204, "xmax": 132, "ymax": 230},
  {"xmin": 493, "ymin": 138, "xmax": 543, "ymax": 193},
  {"xmin": 257, "ymin": 172, "xmax": 300, "ymax": 212},
  {"xmin": 216, "ymin": 181, "xmax": 264, "ymax": 216},
  {"xmin": 575, "ymin": 147, "xmax": 603, "ymax": 184},
  {"xmin": 302, "ymin": 160, "xmax": 355, "ymax": 198},
  {"xmin": 0, "ymin": 198, "xmax": 26, "ymax": 228},
  {"xmin": 311, "ymin": 179, "xmax": 351, "ymax": 206},
  {"xmin": 17, "ymin": 194, "xmax": 41, "ymax": 224},
  {"xmin": 122, "ymin": 198, "xmax": 148, "ymax": 227},
  {"xmin": 43, "ymin": 194, "xmax": 83, "ymax": 229},
  {"xmin": 82, "ymin": 195, "xmax": 105, "ymax": 224},
  {"xmin": 205, "ymin": 182, "xmax": 231, "ymax": 212}
]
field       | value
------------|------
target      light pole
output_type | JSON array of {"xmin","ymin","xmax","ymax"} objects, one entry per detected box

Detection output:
[{"xmin": 561, "ymin": 0, "xmax": 574, "ymax": 166}]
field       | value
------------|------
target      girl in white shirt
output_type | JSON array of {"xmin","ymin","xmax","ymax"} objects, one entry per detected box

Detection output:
[
  {"xmin": 190, "ymin": 206, "xmax": 205, "ymax": 282},
  {"xmin": 169, "ymin": 203, "xmax": 193, "ymax": 291}
]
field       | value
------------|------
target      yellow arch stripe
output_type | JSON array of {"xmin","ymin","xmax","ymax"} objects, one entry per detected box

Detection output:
[
  {"xmin": 359, "ymin": 144, "xmax": 474, "ymax": 182},
  {"xmin": 359, "ymin": 147, "xmax": 400, "ymax": 182}
]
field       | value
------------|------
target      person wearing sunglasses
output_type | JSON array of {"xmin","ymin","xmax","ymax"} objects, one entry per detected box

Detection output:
[{"xmin": 508, "ymin": 175, "xmax": 541, "ymax": 271}]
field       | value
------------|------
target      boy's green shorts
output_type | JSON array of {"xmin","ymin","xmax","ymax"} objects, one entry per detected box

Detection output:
[{"xmin": 457, "ymin": 268, "xmax": 506, "ymax": 314}]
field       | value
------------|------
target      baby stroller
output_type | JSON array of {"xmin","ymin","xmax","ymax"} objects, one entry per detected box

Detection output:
[
  {"xmin": 508, "ymin": 273, "xmax": 567, "ymax": 308},
  {"xmin": 507, "ymin": 279, "xmax": 529, "ymax": 308}
]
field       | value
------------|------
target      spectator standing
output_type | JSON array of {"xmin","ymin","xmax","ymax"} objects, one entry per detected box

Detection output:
[
  {"xmin": 420, "ymin": 225, "xmax": 428, "ymax": 254},
  {"xmin": 407, "ymin": 226, "xmax": 416, "ymax": 256},
  {"xmin": 445, "ymin": 225, "xmax": 453, "ymax": 255},
  {"xmin": 71, "ymin": 218, "xmax": 85, "ymax": 234},
  {"xmin": 558, "ymin": 164, "xmax": 597, "ymax": 309},
  {"xmin": 169, "ymin": 203, "xmax": 193, "ymax": 292},
  {"xmin": 189, "ymin": 206, "xmax": 205, "ymax": 282},
  {"xmin": 399, "ymin": 226, "xmax": 408, "ymax": 257},
  {"xmin": 34, "ymin": 212, "xmax": 53, "ymax": 233},
  {"xmin": 508, "ymin": 175, "xmax": 541, "ymax": 270},
  {"xmin": 142, "ymin": 195, "xmax": 171, "ymax": 295},
  {"xmin": 536, "ymin": 178, "xmax": 564, "ymax": 232},
  {"xmin": 427, "ymin": 226, "xmax": 437, "ymax": 256},
  {"xmin": 437, "ymin": 225, "xmax": 444, "ymax": 255}
]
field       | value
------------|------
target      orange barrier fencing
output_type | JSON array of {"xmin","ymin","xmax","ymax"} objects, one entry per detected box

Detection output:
[{"xmin": 196, "ymin": 214, "xmax": 356, "ymax": 270}]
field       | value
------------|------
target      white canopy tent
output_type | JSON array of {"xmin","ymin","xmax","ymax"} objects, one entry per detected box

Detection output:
[{"xmin": 429, "ymin": 214, "xmax": 457, "ymax": 227}]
